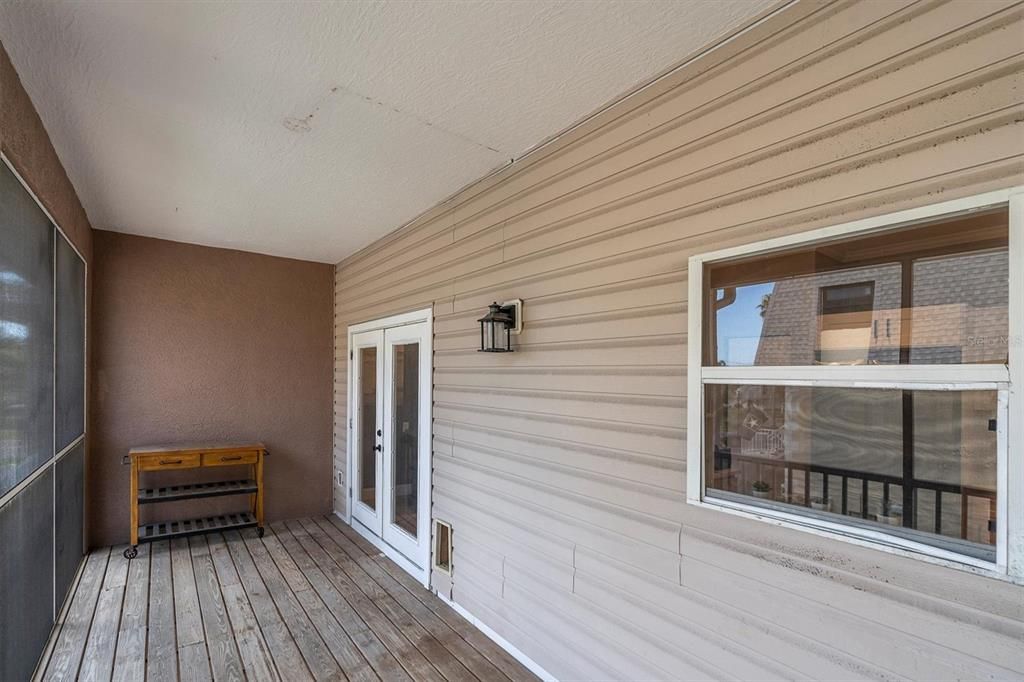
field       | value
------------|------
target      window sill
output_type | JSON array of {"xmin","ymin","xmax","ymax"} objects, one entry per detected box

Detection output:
[{"xmin": 688, "ymin": 496, "xmax": 1021, "ymax": 585}]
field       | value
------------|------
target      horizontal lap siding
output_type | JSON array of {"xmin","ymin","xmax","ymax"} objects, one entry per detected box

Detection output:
[{"xmin": 335, "ymin": 1, "xmax": 1024, "ymax": 678}]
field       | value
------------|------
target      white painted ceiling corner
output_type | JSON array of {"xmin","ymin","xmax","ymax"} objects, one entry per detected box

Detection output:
[{"xmin": 0, "ymin": 0, "xmax": 773, "ymax": 264}]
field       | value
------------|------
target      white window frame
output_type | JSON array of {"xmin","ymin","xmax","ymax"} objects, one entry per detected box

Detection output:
[{"xmin": 686, "ymin": 187, "xmax": 1024, "ymax": 583}]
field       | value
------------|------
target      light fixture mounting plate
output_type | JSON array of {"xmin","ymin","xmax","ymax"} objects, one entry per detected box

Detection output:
[{"xmin": 502, "ymin": 299, "xmax": 523, "ymax": 335}]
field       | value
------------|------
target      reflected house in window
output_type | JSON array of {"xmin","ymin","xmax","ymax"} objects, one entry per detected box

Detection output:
[
  {"xmin": 754, "ymin": 268, "xmax": 901, "ymax": 366},
  {"xmin": 817, "ymin": 280, "xmax": 876, "ymax": 364},
  {"xmin": 745, "ymin": 212, "xmax": 1007, "ymax": 366},
  {"xmin": 705, "ymin": 209, "xmax": 1008, "ymax": 562}
]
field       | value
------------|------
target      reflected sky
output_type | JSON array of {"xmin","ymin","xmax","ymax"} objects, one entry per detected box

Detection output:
[
  {"xmin": 715, "ymin": 282, "xmax": 773, "ymax": 366},
  {"xmin": 0, "ymin": 320, "xmax": 29, "ymax": 340},
  {"xmin": 0, "ymin": 271, "xmax": 27, "ymax": 286}
]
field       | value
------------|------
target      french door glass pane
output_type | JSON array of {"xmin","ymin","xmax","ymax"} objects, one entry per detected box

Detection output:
[
  {"xmin": 359, "ymin": 347, "xmax": 377, "ymax": 509},
  {"xmin": 704, "ymin": 383, "xmax": 997, "ymax": 561},
  {"xmin": 391, "ymin": 342, "xmax": 419, "ymax": 537}
]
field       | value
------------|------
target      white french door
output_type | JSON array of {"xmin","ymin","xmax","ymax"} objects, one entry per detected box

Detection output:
[{"xmin": 349, "ymin": 314, "xmax": 431, "ymax": 576}]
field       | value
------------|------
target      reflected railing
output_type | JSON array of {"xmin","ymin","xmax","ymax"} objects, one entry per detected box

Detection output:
[{"xmin": 711, "ymin": 448, "xmax": 996, "ymax": 545}]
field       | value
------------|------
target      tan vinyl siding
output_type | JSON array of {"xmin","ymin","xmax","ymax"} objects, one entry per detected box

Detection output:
[{"xmin": 334, "ymin": 1, "xmax": 1024, "ymax": 678}]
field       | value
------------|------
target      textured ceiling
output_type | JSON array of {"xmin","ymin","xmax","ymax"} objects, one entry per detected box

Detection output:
[{"xmin": 0, "ymin": 1, "xmax": 772, "ymax": 263}]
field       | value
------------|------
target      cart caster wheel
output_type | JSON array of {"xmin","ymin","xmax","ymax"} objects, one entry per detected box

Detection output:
[
  {"xmin": 124, "ymin": 546, "xmax": 138, "ymax": 560},
  {"xmin": 257, "ymin": 527, "xmax": 265, "ymax": 538}
]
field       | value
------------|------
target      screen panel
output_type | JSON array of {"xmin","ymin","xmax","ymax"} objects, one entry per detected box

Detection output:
[
  {"xmin": 0, "ymin": 466, "xmax": 55, "ymax": 681},
  {"xmin": 55, "ymin": 442, "xmax": 85, "ymax": 613},
  {"xmin": 55, "ymin": 235, "xmax": 85, "ymax": 451},
  {"xmin": 0, "ymin": 162, "xmax": 55, "ymax": 497}
]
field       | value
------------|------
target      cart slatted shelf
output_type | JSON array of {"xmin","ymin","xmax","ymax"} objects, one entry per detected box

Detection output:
[
  {"xmin": 124, "ymin": 443, "xmax": 267, "ymax": 559},
  {"xmin": 138, "ymin": 513, "xmax": 258, "ymax": 542},
  {"xmin": 138, "ymin": 479, "xmax": 259, "ymax": 504}
]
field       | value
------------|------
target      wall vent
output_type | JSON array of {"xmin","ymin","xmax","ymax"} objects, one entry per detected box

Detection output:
[{"xmin": 433, "ymin": 519, "xmax": 452, "ymax": 575}]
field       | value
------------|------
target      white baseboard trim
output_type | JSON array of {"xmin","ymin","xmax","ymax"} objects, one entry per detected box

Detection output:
[
  {"xmin": 334, "ymin": 511, "xmax": 429, "ymax": 588},
  {"xmin": 435, "ymin": 591, "xmax": 557, "ymax": 682}
]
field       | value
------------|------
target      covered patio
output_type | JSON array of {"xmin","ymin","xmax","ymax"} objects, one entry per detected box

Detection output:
[{"xmin": 2, "ymin": 1, "xmax": 1022, "ymax": 680}]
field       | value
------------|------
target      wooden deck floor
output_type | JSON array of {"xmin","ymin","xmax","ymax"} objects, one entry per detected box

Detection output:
[{"xmin": 38, "ymin": 516, "xmax": 534, "ymax": 682}]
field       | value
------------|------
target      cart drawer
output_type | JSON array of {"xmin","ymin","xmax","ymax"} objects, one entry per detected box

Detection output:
[
  {"xmin": 202, "ymin": 451, "xmax": 259, "ymax": 467},
  {"xmin": 136, "ymin": 452, "xmax": 201, "ymax": 471}
]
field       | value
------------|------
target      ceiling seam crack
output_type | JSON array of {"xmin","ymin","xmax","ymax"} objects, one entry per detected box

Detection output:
[{"xmin": 324, "ymin": 83, "xmax": 508, "ymax": 156}]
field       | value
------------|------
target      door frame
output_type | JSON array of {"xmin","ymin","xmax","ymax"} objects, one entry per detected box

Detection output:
[{"xmin": 345, "ymin": 307, "xmax": 433, "ymax": 586}]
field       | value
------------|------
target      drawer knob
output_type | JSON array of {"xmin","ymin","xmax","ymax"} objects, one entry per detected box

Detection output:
[
  {"xmin": 159, "ymin": 459, "xmax": 183, "ymax": 465},
  {"xmin": 221, "ymin": 455, "xmax": 243, "ymax": 462}
]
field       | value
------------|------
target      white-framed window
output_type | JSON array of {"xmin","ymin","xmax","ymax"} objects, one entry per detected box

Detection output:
[{"xmin": 686, "ymin": 188, "xmax": 1023, "ymax": 581}]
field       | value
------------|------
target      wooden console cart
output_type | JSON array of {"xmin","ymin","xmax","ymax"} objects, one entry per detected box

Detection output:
[{"xmin": 124, "ymin": 443, "xmax": 266, "ymax": 559}]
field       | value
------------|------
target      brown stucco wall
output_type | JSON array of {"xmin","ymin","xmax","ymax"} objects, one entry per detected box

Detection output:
[{"xmin": 90, "ymin": 230, "xmax": 333, "ymax": 547}]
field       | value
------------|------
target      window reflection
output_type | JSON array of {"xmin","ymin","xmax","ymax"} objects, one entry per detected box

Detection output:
[
  {"xmin": 359, "ymin": 347, "xmax": 377, "ymax": 510},
  {"xmin": 707, "ymin": 209, "xmax": 1009, "ymax": 367},
  {"xmin": 0, "ymin": 320, "xmax": 29, "ymax": 340},
  {"xmin": 704, "ymin": 384, "xmax": 997, "ymax": 561},
  {"xmin": 391, "ymin": 343, "xmax": 419, "ymax": 538},
  {"xmin": 910, "ymin": 251, "xmax": 1009, "ymax": 364}
]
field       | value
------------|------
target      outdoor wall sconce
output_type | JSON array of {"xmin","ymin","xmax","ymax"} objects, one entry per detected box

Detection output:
[{"xmin": 478, "ymin": 299, "xmax": 523, "ymax": 352}]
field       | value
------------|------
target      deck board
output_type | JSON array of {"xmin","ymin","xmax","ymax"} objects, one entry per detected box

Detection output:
[
  {"xmin": 112, "ymin": 542, "xmax": 150, "ymax": 682},
  {"xmin": 190, "ymin": 536, "xmax": 245, "ymax": 682},
  {"xmin": 223, "ymin": 531, "xmax": 314, "ymax": 682},
  {"xmin": 43, "ymin": 548, "xmax": 110, "ymax": 681},
  {"xmin": 78, "ymin": 545, "xmax": 129, "ymax": 681},
  {"xmin": 146, "ymin": 540, "xmax": 179, "ymax": 682},
  {"xmin": 292, "ymin": 519, "xmax": 443, "ymax": 682},
  {"xmin": 326, "ymin": 517, "xmax": 528, "ymax": 680},
  {"xmin": 208, "ymin": 531, "xmax": 280, "ymax": 682},
  {"xmin": 299, "ymin": 518, "xmax": 460, "ymax": 675},
  {"xmin": 281, "ymin": 520, "xmax": 412, "ymax": 682},
  {"xmin": 260, "ymin": 527, "xmax": 377, "ymax": 682},
  {"xmin": 38, "ymin": 516, "xmax": 535, "ymax": 682},
  {"xmin": 312, "ymin": 518, "xmax": 501, "ymax": 682},
  {"xmin": 238, "ymin": 532, "xmax": 343, "ymax": 680}
]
